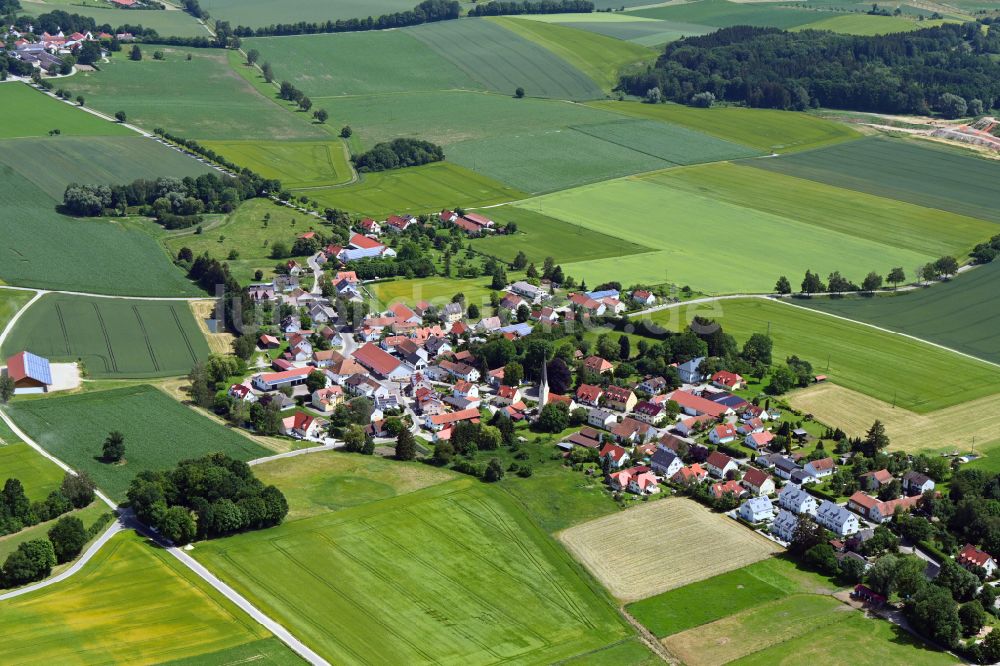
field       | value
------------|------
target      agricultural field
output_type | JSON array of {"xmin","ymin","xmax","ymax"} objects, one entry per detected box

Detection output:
[
  {"xmin": 71, "ymin": 46, "xmax": 328, "ymax": 140},
  {"xmin": 793, "ymin": 13, "xmax": 950, "ymax": 34},
  {"xmin": 0, "ymin": 169, "xmax": 201, "ymax": 296},
  {"xmin": 787, "ymin": 382, "xmax": 1000, "ymax": 453},
  {"xmin": 194, "ymin": 479, "xmax": 632, "ymax": 664},
  {"xmin": 586, "ymin": 100, "xmax": 862, "ymax": 153},
  {"xmin": 0, "ymin": 84, "xmax": 131, "ymax": 139},
  {"xmin": 644, "ymin": 297, "xmax": 1000, "ymax": 412},
  {"xmin": 0, "ymin": 294, "xmax": 210, "ymax": 379},
  {"xmin": 0, "ymin": 531, "xmax": 296, "ymax": 664},
  {"xmin": 470, "ymin": 207, "xmax": 650, "ymax": 266},
  {"xmin": 0, "ymin": 136, "xmax": 212, "ymax": 200},
  {"xmin": 0, "ymin": 289, "xmax": 34, "ymax": 329},
  {"xmin": 0, "ymin": 442, "xmax": 65, "ymax": 502},
  {"xmin": 558, "ymin": 498, "xmax": 781, "ymax": 601},
  {"xmin": 487, "ymin": 17, "xmax": 655, "ymax": 91},
  {"xmin": 629, "ymin": 0, "xmax": 837, "ymax": 28},
  {"xmin": 368, "ymin": 274, "xmax": 499, "ymax": 310},
  {"xmin": 18, "ymin": 0, "xmax": 209, "ymax": 37},
  {"xmin": 197, "ymin": 0, "xmax": 418, "ymax": 28},
  {"xmin": 6, "ymin": 385, "xmax": 269, "ymax": 500},
  {"xmin": 303, "ymin": 162, "xmax": 525, "ymax": 219},
  {"xmin": 752, "ymin": 136, "xmax": 1000, "ymax": 223},
  {"xmin": 162, "ymin": 197, "xmax": 330, "ymax": 284},
  {"xmin": 800, "ymin": 261, "xmax": 1000, "ymax": 365},
  {"xmin": 0, "ymin": 503, "xmax": 107, "ymax": 566},
  {"xmin": 198, "ymin": 139, "xmax": 353, "ymax": 189},
  {"xmin": 524, "ymin": 174, "xmax": 933, "ymax": 294},
  {"xmin": 648, "ymin": 162, "xmax": 996, "ymax": 258}
]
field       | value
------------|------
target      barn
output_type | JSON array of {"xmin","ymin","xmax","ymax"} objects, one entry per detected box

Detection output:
[{"xmin": 6, "ymin": 351, "xmax": 52, "ymax": 394}]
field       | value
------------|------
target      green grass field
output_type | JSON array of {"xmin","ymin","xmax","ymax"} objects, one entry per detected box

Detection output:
[
  {"xmin": 198, "ymin": 0, "xmax": 417, "ymax": 28},
  {"xmin": 647, "ymin": 162, "xmax": 996, "ymax": 258},
  {"xmin": 71, "ymin": 46, "xmax": 327, "ymax": 140},
  {"xmin": 0, "ymin": 168, "xmax": 200, "ymax": 296},
  {"xmin": 752, "ymin": 136, "xmax": 1000, "ymax": 223},
  {"xmin": 470, "ymin": 206, "xmax": 650, "ymax": 266},
  {"xmin": 0, "ymin": 503, "xmax": 107, "ymax": 566},
  {"xmin": 800, "ymin": 261, "xmax": 1000, "ymax": 365},
  {"xmin": 19, "ymin": 0, "xmax": 209, "ymax": 36},
  {"xmin": 586, "ymin": 100, "xmax": 862, "ymax": 153},
  {"xmin": 0, "ymin": 289, "xmax": 34, "ymax": 327},
  {"xmin": 488, "ymin": 17, "xmax": 655, "ymax": 91},
  {"xmin": 0, "ymin": 135, "xmax": 212, "ymax": 200},
  {"xmin": 553, "ymin": 18, "xmax": 715, "ymax": 47},
  {"xmin": 643, "ymin": 297, "xmax": 1000, "ymax": 412},
  {"xmin": 0, "ymin": 531, "xmax": 297, "ymax": 664},
  {"xmin": 524, "ymin": 173, "xmax": 932, "ymax": 294},
  {"xmin": 1, "ymin": 294, "xmax": 210, "ymax": 378},
  {"xmin": 303, "ymin": 162, "xmax": 525, "ymax": 218},
  {"xmin": 629, "ymin": 0, "xmax": 836, "ymax": 28},
  {"xmin": 369, "ymin": 275, "xmax": 499, "ymax": 309},
  {"xmin": 560, "ymin": 638, "xmax": 661, "ymax": 666},
  {"xmin": 794, "ymin": 13, "xmax": 950, "ymax": 34},
  {"xmin": 0, "ymin": 442, "xmax": 65, "ymax": 502},
  {"xmin": 162, "ymin": 197, "xmax": 328, "ymax": 284},
  {"xmin": 194, "ymin": 479, "xmax": 631, "ymax": 664},
  {"xmin": 159, "ymin": 638, "xmax": 305, "ymax": 666},
  {"xmin": 198, "ymin": 139, "xmax": 353, "ymax": 189},
  {"xmin": 6, "ymin": 385, "xmax": 269, "ymax": 500},
  {"xmin": 0, "ymin": 84, "xmax": 131, "ymax": 139}
]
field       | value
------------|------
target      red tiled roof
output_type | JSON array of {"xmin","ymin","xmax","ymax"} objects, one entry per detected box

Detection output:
[
  {"xmin": 429, "ymin": 407, "xmax": 481, "ymax": 426},
  {"xmin": 352, "ymin": 342, "xmax": 401, "ymax": 376},
  {"xmin": 576, "ymin": 384, "xmax": 603, "ymax": 403},
  {"xmin": 669, "ymin": 390, "xmax": 731, "ymax": 418},
  {"xmin": 743, "ymin": 467, "xmax": 771, "ymax": 489},
  {"xmin": 349, "ymin": 233, "xmax": 382, "ymax": 250},
  {"xmin": 706, "ymin": 451, "xmax": 734, "ymax": 469},
  {"xmin": 959, "ymin": 543, "xmax": 994, "ymax": 568}
]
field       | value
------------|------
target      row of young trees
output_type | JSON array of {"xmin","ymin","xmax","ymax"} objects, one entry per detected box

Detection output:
[
  {"xmin": 468, "ymin": 0, "xmax": 593, "ymax": 16},
  {"xmin": 620, "ymin": 24, "xmax": 1000, "ymax": 115},
  {"xmin": 0, "ymin": 472, "xmax": 96, "ymax": 538},
  {"xmin": 775, "ymin": 258, "xmax": 958, "ymax": 296},
  {"xmin": 228, "ymin": 0, "xmax": 461, "ymax": 38}
]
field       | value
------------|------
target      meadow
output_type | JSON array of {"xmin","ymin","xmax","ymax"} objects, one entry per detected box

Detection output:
[
  {"xmin": 470, "ymin": 207, "xmax": 650, "ymax": 266},
  {"xmin": 7, "ymin": 385, "xmax": 269, "ymax": 500},
  {"xmin": 524, "ymin": 175, "xmax": 932, "ymax": 294},
  {"xmin": 0, "ymin": 169, "xmax": 201, "ymax": 296},
  {"xmin": 0, "ymin": 531, "xmax": 293, "ymax": 664},
  {"xmin": 0, "ymin": 503, "xmax": 107, "ymax": 565},
  {"xmin": 19, "ymin": 0, "xmax": 208, "ymax": 37},
  {"xmin": 0, "ymin": 136, "xmax": 212, "ymax": 200},
  {"xmin": 488, "ymin": 17, "xmax": 655, "ymax": 91},
  {"xmin": 0, "ymin": 84, "xmax": 131, "ymax": 139},
  {"xmin": 163, "ymin": 197, "xmax": 329, "ymax": 284},
  {"xmin": 1, "ymin": 294, "xmax": 210, "ymax": 379},
  {"xmin": 644, "ymin": 297, "xmax": 1000, "ymax": 412},
  {"xmin": 303, "ymin": 162, "xmax": 524, "ymax": 219},
  {"xmin": 794, "ymin": 13, "xmax": 950, "ymax": 34},
  {"xmin": 0, "ymin": 289, "xmax": 34, "ymax": 328},
  {"xmin": 800, "ymin": 261, "xmax": 1000, "ymax": 364},
  {"xmin": 752, "ymin": 136, "xmax": 1000, "ymax": 223},
  {"xmin": 586, "ymin": 100, "xmax": 862, "ymax": 153},
  {"xmin": 0, "ymin": 442, "xmax": 65, "ymax": 502},
  {"xmin": 194, "ymin": 479, "xmax": 632, "ymax": 664},
  {"xmin": 629, "ymin": 0, "xmax": 837, "ymax": 28},
  {"xmin": 648, "ymin": 162, "xmax": 996, "ymax": 258},
  {"xmin": 71, "ymin": 46, "xmax": 327, "ymax": 140},
  {"xmin": 198, "ymin": 139, "xmax": 353, "ymax": 189},
  {"xmin": 198, "ymin": 0, "xmax": 417, "ymax": 27},
  {"xmin": 369, "ymin": 274, "xmax": 499, "ymax": 309},
  {"xmin": 558, "ymin": 498, "xmax": 781, "ymax": 601},
  {"xmin": 522, "ymin": 14, "xmax": 715, "ymax": 46}
]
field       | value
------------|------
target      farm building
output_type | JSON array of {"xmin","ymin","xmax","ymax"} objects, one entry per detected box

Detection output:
[{"xmin": 5, "ymin": 351, "xmax": 52, "ymax": 394}]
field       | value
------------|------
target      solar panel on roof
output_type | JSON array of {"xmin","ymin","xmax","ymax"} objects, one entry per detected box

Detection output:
[{"xmin": 23, "ymin": 352, "xmax": 52, "ymax": 385}]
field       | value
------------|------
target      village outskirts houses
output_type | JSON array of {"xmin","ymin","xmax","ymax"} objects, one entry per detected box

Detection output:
[
  {"xmin": 778, "ymin": 484, "xmax": 818, "ymax": 515},
  {"xmin": 738, "ymin": 496, "xmax": 775, "ymax": 524},
  {"xmin": 816, "ymin": 499, "xmax": 860, "ymax": 536}
]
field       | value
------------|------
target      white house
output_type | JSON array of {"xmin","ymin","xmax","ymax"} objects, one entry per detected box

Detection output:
[
  {"xmin": 902, "ymin": 471, "xmax": 936, "ymax": 496},
  {"xmin": 771, "ymin": 509, "xmax": 799, "ymax": 542},
  {"xmin": 742, "ymin": 467, "xmax": 775, "ymax": 496},
  {"xmin": 739, "ymin": 496, "xmax": 775, "ymax": 523},
  {"xmin": 587, "ymin": 407, "xmax": 617, "ymax": 430},
  {"xmin": 804, "ymin": 458, "xmax": 835, "ymax": 479},
  {"xmin": 816, "ymin": 499, "xmax": 860, "ymax": 536},
  {"xmin": 705, "ymin": 451, "xmax": 739, "ymax": 479},
  {"xmin": 650, "ymin": 447, "xmax": 683, "ymax": 479},
  {"xmin": 778, "ymin": 484, "xmax": 818, "ymax": 515},
  {"xmin": 709, "ymin": 423, "xmax": 737, "ymax": 445},
  {"xmin": 677, "ymin": 357, "xmax": 705, "ymax": 384}
]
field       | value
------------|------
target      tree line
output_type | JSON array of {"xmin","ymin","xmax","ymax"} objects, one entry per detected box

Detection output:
[
  {"xmin": 228, "ymin": 0, "xmax": 460, "ymax": 38},
  {"xmin": 353, "ymin": 138, "xmax": 444, "ymax": 172},
  {"xmin": 774, "ymin": 258, "xmax": 958, "ymax": 297},
  {"xmin": 468, "ymin": 0, "xmax": 593, "ymax": 16},
  {"xmin": 619, "ymin": 24, "xmax": 1000, "ymax": 115},
  {"xmin": 126, "ymin": 453, "xmax": 287, "ymax": 544},
  {"xmin": 11, "ymin": 10, "xmax": 160, "ymax": 39}
]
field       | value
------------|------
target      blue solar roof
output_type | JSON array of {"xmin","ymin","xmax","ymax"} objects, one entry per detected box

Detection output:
[{"xmin": 23, "ymin": 351, "xmax": 52, "ymax": 385}]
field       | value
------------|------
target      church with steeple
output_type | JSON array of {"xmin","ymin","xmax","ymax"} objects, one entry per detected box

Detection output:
[{"xmin": 538, "ymin": 357, "xmax": 549, "ymax": 408}]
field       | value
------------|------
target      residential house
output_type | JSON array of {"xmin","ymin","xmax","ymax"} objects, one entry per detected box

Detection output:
[
  {"xmin": 598, "ymin": 443, "xmax": 630, "ymax": 469},
  {"xmin": 499, "ymin": 293, "xmax": 528, "ymax": 312},
  {"xmin": 902, "ymin": 471, "xmax": 936, "ymax": 496},
  {"xmin": 958, "ymin": 544, "xmax": 997, "ymax": 577},
  {"xmin": 804, "ymin": 458, "xmax": 835, "ymax": 479},
  {"xmin": 560, "ymin": 427, "xmax": 603, "ymax": 451},
  {"xmin": 740, "ymin": 404, "xmax": 770, "ymax": 423},
  {"xmin": 576, "ymin": 384, "xmax": 603, "ymax": 407},
  {"xmin": 739, "ymin": 496, "xmax": 775, "ymax": 523},
  {"xmin": 384, "ymin": 214, "xmax": 414, "ymax": 232},
  {"xmin": 344, "ymin": 374, "xmax": 390, "ymax": 400},
  {"xmin": 674, "ymin": 414, "xmax": 715, "ymax": 437},
  {"xmin": 771, "ymin": 509, "xmax": 799, "ymax": 542},
  {"xmin": 609, "ymin": 417, "xmax": 655, "ymax": 445},
  {"xmin": 633, "ymin": 401, "xmax": 664, "ymax": 425},
  {"xmin": 711, "ymin": 479, "xmax": 746, "ymax": 501},
  {"xmin": 587, "ymin": 408, "xmax": 617, "ymax": 430},
  {"xmin": 637, "ymin": 376, "xmax": 668, "ymax": 395},
  {"xmin": 424, "ymin": 407, "xmax": 481, "ymax": 433},
  {"xmin": 609, "ymin": 466, "xmax": 659, "ymax": 495},
  {"xmin": 705, "ymin": 451, "xmax": 739, "ymax": 479},
  {"xmin": 744, "ymin": 431, "xmax": 774, "ymax": 451},
  {"xmin": 673, "ymin": 463, "xmax": 708, "ymax": 485},
  {"xmin": 325, "ymin": 357, "xmax": 365, "ymax": 384},
  {"xmin": 742, "ymin": 467, "xmax": 775, "ymax": 496},
  {"xmin": 860, "ymin": 469, "xmax": 894, "ymax": 492},
  {"xmin": 583, "ymin": 356, "xmax": 614, "ymax": 375},
  {"xmin": 847, "ymin": 492, "xmax": 921, "ymax": 524},
  {"xmin": 359, "ymin": 218, "xmax": 381, "ymax": 235},
  {"xmin": 709, "ymin": 423, "xmax": 738, "ymax": 445},
  {"xmin": 658, "ymin": 432, "xmax": 694, "ymax": 454},
  {"xmin": 771, "ymin": 456, "xmax": 802, "ymax": 481},
  {"xmin": 677, "ymin": 357, "xmax": 705, "ymax": 384},
  {"xmin": 711, "ymin": 371, "xmax": 744, "ymax": 391},
  {"xmin": 568, "ymin": 292, "xmax": 605, "ymax": 316},
  {"xmin": 311, "ymin": 386, "xmax": 344, "ymax": 413},
  {"xmin": 388, "ymin": 302, "xmax": 421, "ymax": 324},
  {"xmin": 631, "ymin": 289, "xmax": 656, "ymax": 306},
  {"xmin": 281, "ymin": 412, "xmax": 326, "ymax": 439},
  {"xmin": 778, "ymin": 484, "xmax": 818, "ymax": 515},
  {"xmin": 737, "ymin": 419, "xmax": 765, "ymax": 436},
  {"xmin": 816, "ymin": 500, "xmax": 860, "ymax": 536},
  {"xmin": 650, "ymin": 447, "xmax": 683, "ymax": 478},
  {"xmin": 228, "ymin": 383, "xmax": 256, "ymax": 403},
  {"xmin": 494, "ymin": 385, "xmax": 522, "ymax": 406},
  {"xmin": 603, "ymin": 385, "xmax": 637, "ymax": 412},
  {"xmin": 438, "ymin": 360, "xmax": 480, "ymax": 383},
  {"xmin": 247, "ymin": 283, "xmax": 276, "ymax": 303}
]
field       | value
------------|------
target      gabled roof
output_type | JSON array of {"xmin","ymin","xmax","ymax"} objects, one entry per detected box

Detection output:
[
  {"xmin": 743, "ymin": 467, "xmax": 771, "ymax": 489},
  {"xmin": 429, "ymin": 408, "xmax": 481, "ymax": 426},
  {"xmin": 808, "ymin": 457, "xmax": 835, "ymax": 472},
  {"xmin": 349, "ymin": 233, "xmax": 383, "ymax": 250},
  {"xmin": 706, "ymin": 451, "xmax": 735, "ymax": 469},
  {"xmin": 668, "ymin": 390, "xmax": 731, "ymax": 418},
  {"xmin": 576, "ymin": 384, "xmax": 603, "ymax": 402},
  {"xmin": 352, "ymin": 342, "xmax": 402, "ymax": 376},
  {"xmin": 599, "ymin": 443, "xmax": 628, "ymax": 463},
  {"xmin": 6, "ymin": 351, "xmax": 51, "ymax": 385},
  {"xmin": 603, "ymin": 385, "xmax": 634, "ymax": 402},
  {"xmin": 959, "ymin": 543, "xmax": 995, "ymax": 568}
]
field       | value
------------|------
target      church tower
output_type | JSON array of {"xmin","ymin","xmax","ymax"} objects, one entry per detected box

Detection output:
[{"xmin": 539, "ymin": 358, "xmax": 549, "ymax": 408}]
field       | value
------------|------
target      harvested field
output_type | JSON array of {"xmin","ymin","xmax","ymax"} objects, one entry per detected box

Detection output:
[
  {"xmin": 787, "ymin": 382, "xmax": 1000, "ymax": 453},
  {"xmin": 558, "ymin": 498, "xmax": 781, "ymax": 601},
  {"xmin": 189, "ymin": 300, "xmax": 233, "ymax": 356}
]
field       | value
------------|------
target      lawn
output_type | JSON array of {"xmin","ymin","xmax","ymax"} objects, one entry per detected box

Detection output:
[
  {"xmin": 198, "ymin": 0, "xmax": 417, "ymax": 28},
  {"xmin": 252, "ymin": 450, "xmax": 456, "ymax": 522},
  {"xmin": 19, "ymin": 0, "xmax": 209, "ymax": 36},
  {"xmin": 70, "ymin": 46, "xmax": 327, "ymax": 140},
  {"xmin": 799, "ymin": 261, "xmax": 1000, "ymax": 365},
  {"xmin": 558, "ymin": 497, "xmax": 781, "ymax": 601},
  {"xmin": 193, "ymin": 479, "xmax": 632, "ymax": 664},
  {"xmin": 586, "ymin": 100, "xmax": 862, "ymax": 153},
  {"xmin": 629, "ymin": 0, "xmax": 836, "ymax": 28},
  {"xmin": 0, "ymin": 83, "xmax": 131, "ymax": 139},
  {"xmin": 302, "ymin": 162, "xmax": 525, "ymax": 218},
  {"xmin": 794, "ymin": 13, "xmax": 950, "ymax": 34},
  {"xmin": 0, "ymin": 442, "xmax": 65, "ymax": 502},
  {"xmin": 6, "ymin": 385, "xmax": 269, "ymax": 501},
  {"xmin": 470, "ymin": 206, "xmax": 651, "ymax": 266},
  {"xmin": 752, "ymin": 136, "xmax": 1000, "ymax": 223},
  {"xmin": 0, "ymin": 135, "xmax": 212, "ymax": 200},
  {"xmin": 369, "ymin": 275, "xmax": 500, "ymax": 309},
  {"xmin": 0, "ymin": 168, "xmax": 201, "ymax": 296},
  {"xmin": 647, "ymin": 162, "xmax": 996, "ymax": 258},
  {"xmin": 644, "ymin": 297, "xmax": 1000, "ymax": 412},
  {"xmin": 1, "ymin": 294, "xmax": 210, "ymax": 379},
  {"xmin": 0, "ymin": 531, "xmax": 294, "ymax": 664},
  {"xmin": 198, "ymin": 139, "xmax": 353, "ymax": 189},
  {"xmin": 162, "ymin": 197, "xmax": 329, "ymax": 284},
  {"xmin": 523, "ymin": 174, "xmax": 932, "ymax": 294},
  {"xmin": 487, "ymin": 17, "xmax": 655, "ymax": 91}
]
